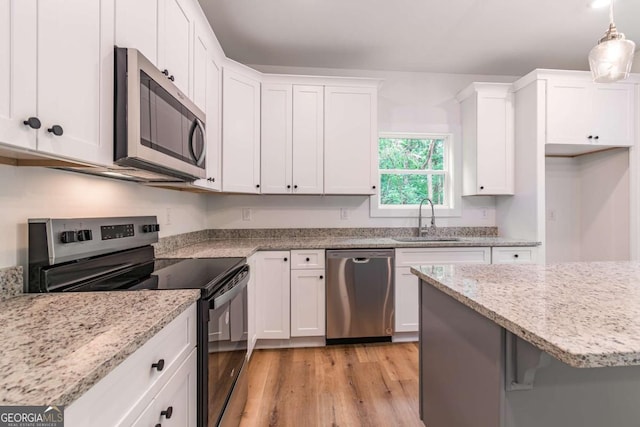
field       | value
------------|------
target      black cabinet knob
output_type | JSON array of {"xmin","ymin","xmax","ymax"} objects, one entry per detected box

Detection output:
[
  {"xmin": 588, "ymin": 135, "xmax": 593, "ymax": 139},
  {"xmin": 161, "ymin": 406, "xmax": 173, "ymax": 419},
  {"xmin": 152, "ymin": 359, "xmax": 165, "ymax": 372},
  {"xmin": 305, "ymin": 257, "xmax": 310, "ymax": 262},
  {"xmin": 284, "ymin": 257, "xmax": 288, "ymax": 262},
  {"xmin": 594, "ymin": 136, "xmax": 599, "ymax": 140},
  {"xmin": 514, "ymin": 254, "xmax": 519, "ymax": 258},
  {"xmin": 47, "ymin": 125, "xmax": 63, "ymax": 136},
  {"xmin": 480, "ymin": 186, "xmax": 484, "ymax": 190},
  {"xmin": 319, "ymin": 275, "xmax": 324, "ymax": 279},
  {"xmin": 372, "ymin": 185, "xmax": 376, "ymax": 189},
  {"xmin": 256, "ymin": 184, "xmax": 260, "ymax": 188},
  {"xmin": 211, "ymin": 177, "xmax": 215, "ymax": 182},
  {"xmin": 23, "ymin": 117, "xmax": 41, "ymax": 130},
  {"xmin": 287, "ymin": 185, "xmax": 291, "ymax": 189},
  {"xmin": 294, "ymin": 185, "xmax": 298, "ymax": 189},
  {"xmin": 162, "ymin": 69, "xmax": 169, "ymax": 76},
  {"xmin": 168, "ymin": 75, "xmax": 175, "ymax": 82}
]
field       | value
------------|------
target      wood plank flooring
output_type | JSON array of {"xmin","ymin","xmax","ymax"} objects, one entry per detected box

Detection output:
[{"xmin": 240, "ymin": 342, "xmax": 422, "ymax": 427}]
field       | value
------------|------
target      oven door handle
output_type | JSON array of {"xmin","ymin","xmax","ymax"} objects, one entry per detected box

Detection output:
[
  {"xmin": 211, "ymin": 273, "xmax": 249, "ymax": 309},
  {"xmin": 189, "ymin": 118, "xmax": 206, "ymax": 167}
]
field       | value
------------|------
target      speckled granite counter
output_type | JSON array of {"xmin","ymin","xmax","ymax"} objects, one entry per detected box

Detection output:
[
  {"xmin": 159, "ymin": 236, "xmax": 539, "ymax": 259},
  {"xmin": 411, "ymin": 262, "xmax": 640, "ymax": 368},
  {"xmin": 0, "ymin": 290, "xmax": 200, "ymax": 406},
  {"xmin": 0, "ymin": 266, "xmax": 22, "ymax": 300}
]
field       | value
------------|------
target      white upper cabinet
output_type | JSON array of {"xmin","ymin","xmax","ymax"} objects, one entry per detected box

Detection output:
[
  {"xmin": 292, "ymin": 85, "xmax": 324, "ymax": 194},
  {"xmin": 324, "ymin": 86, "xmax": 378, "ymax": 194},
  {"xmin": 260, "ymin": 83, "xmax": 324, "ymax": 194},
  {"xmin": 261, "ymin": 84, "xmax": 293, "ymax": 194},
  {"xmin": 158, "ymin": 0, "xmax": 193, "ymax": 96},
  {"xmin": 458, "ymin": 83, "xmax": 514, "ymax": 196},
  {"xmin": 546, "ymin": 78, "xmax": 634, "ymax": 148},
  {"xmin": 0, "ymin": 0, "xmax": 37, "ymax": 151},
  {"xmin": 222, "ymin": 66, "xmax": 261, "ymax": 193},
  {"xmin": 114, "ymin": 0, "xmax": 158, "ymax": 64}
]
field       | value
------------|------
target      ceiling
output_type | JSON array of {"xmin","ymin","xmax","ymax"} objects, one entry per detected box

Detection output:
[{"xmin": 198, "ymin": 0, "xmax": 640, "ymax": 76}]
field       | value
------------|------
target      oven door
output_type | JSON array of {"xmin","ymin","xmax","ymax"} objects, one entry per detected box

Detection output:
[{"xmin": 207, "ymin": 276, "xmax": 248, "ymax": 426}]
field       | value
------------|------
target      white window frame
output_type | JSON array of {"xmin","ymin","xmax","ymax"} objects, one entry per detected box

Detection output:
[{"xmin": 370, "ymin": 132, "xmax": 462, "ymax": 218}]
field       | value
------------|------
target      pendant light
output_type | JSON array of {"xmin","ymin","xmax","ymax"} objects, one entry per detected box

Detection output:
[{"xmin": 588, "ymin": 0, "xmax": 635, "ymax": 83}]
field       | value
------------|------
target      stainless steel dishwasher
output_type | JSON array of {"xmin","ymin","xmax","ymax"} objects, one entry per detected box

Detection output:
[{"xmin": 326, "ymin": 249, "xmax": 394, "ymax": 343}]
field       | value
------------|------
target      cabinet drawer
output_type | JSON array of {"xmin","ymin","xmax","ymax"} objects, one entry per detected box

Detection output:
[
  {"xmin": 131, "ymin": 348, "xmax": 197, "ymax": 427},
  {"xmin": 291, "ymin": 249, "xmax": 325, "ymax": 269},
  {"xmin": 395, "ymin": 247, "xmax": 491, "ymax": 267},
  {"xmin": 491, "ymin": 247, "xmax": 538, "ymax": 264},
  {"xmin": 66, "ymin": 303, "xmax": 197, "ymax": 427}
]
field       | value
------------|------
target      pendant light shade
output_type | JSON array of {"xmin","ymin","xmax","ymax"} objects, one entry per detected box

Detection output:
[{"xmin": 588, "ymin": 1, "xmax": 635, "ymax": 83}]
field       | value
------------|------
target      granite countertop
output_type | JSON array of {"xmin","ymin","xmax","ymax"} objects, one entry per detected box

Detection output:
[
  {"xmin": 0, "ymin": 290, "xmax": 200, "ymax": 406},
  {"xmin": 412, "ymin": 262, "xmax": 640, "ymax": 368},
  {"xmin": 159, "ymin": 236, "xmax": 539, "ymax": 259}
]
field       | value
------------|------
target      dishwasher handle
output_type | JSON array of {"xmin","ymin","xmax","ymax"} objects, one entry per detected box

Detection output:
[{"xmin": 352, "ymin": 258, "xmax": 371, "ymax": 264}]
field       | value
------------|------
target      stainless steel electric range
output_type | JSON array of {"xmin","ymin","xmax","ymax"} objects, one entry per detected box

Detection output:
[{"xmin": 27, "ymin": 216, "xmax": 247, "ymax": 427}]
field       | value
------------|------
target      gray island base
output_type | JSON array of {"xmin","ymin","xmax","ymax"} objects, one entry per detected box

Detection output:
[{"xmin": 413, "ymin": 262, "xmax": 640, "ymax": 427}]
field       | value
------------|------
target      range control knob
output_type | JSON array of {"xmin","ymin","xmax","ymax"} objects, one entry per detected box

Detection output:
[
  {"xmin": 60, "ymin": 231, "xmax": 77, "ymax": 244},
  {"xmin": 77, "ymin": 229, "xmax": 93, "ymax": 242},
  {"xmin": 143, "ymin": 224, "xmax": 160, "ymax": 233}
]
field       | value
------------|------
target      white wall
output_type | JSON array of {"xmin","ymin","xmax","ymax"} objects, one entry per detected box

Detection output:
[
  {"xmin": 207, "ymin": 66, "xmax": 517, "ymax": 230},
  {"xmin": 0, "ymin": 164, "xmax": 208, "ymax": 269},
  {"xmin": 632, "ymin": 51, "xmax": 640, "ymax": 73},
  {"xmin": 545, "ymin": 149, "xmax": 630, "ymax": 263}
]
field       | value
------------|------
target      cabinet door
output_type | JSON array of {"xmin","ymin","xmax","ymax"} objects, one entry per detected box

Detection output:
[
  {"xmin": 115, "ymin": 0, "xmax": 158, "ymax": 65},
  {"xmin": 592, "ymin": 84, "xmax": 635, "ymax": 147},
  {"xmin": 475, "ymin": 91, "xmax": 514, "ymax": 194},
  {"xmin": 35, "ymin": 0, "xmax": 114, "ymax": 166},
  {"xmin": 292, "ymin": 85, "xmax": 324, "ymax": 194},
  {"xmin": 222, "ymin": 68, "xmax": 261, "ymax": 193},
  {"xmin": 158, "ymin": 0, "xmax": 192, "ymax": 96},
  {"xmin": 546, "ymin": 80, "xmax": 591, "ymax": 145},
  {"xmin": 395, "ymin": 266, "xmax": 419, "ymax": 333},
  {"xmin": 261, "ymin": 84, "xmax": 293, "ymax": 194},
  {"xmin": 131, "ymin": 348, "xmax": 197, "ymax": 427},
  {"xmin": 192, "ymin": 29, "xmax": 208, "ymax": 112},
  {"xmin": 247, "ymin": 254, "xmax": 257, "ymax": 358},
  {"xmin": 255, "ymin": 251, "xmax": 290, "ymax": 339},
  {"xmin": 291, "ymin": 269, "xmax": 325, "ymax": 337},
  {"xmin": 0, "ymin": 0, "xmax": 37, "ymax": 150},
  {"xmin": 324, "ymin": 86, "xmax": 377, "ymax": 194}
]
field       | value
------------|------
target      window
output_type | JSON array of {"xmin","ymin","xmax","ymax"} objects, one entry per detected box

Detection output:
[{"xmin": 370, "ymin": 132, "xmax": 458, "ymax": 217}]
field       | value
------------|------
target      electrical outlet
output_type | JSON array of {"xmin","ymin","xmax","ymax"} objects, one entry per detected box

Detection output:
[
  {"xmin": 165, "ymin": 208, "xmax": 172, "ymax": 225},
  {"xmin": 242, "ymin": 208, "xmax": 252, "ymax": 221},
  {"xmin": 340, "ymin": 208, "xmax": 349, "ymax": 220},
  {"xmin": 481, "ymin": 209, "xmax": 488, "ymax": 219}
]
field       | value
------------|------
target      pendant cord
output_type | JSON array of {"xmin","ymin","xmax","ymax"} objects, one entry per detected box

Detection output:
[{"xmin": 609, "ymin": 0, "xmax": 614, "ymax": 25}]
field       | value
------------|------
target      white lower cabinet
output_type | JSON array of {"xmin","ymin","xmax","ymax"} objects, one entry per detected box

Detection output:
[
  {"xmin": 395, "ymin": 248, "xmax": 491, "ymax": 333},
  {"xmin": 290, "ymin": 269, "xmax": 325, "ymax": 337},
  {"xmin": 65, "ymin": 303, "xmax": 197, "ymax": 427},
  {"xmin": 131, "ymin": 349, "xmax": 197, "ymax": 427},
  {"xmin": 255, "ymin": 251, "xmax": 291, "ymax": 339},
  {"xmin": 491, "ymin": 246, "xmax": 538, "ymax": 264}
]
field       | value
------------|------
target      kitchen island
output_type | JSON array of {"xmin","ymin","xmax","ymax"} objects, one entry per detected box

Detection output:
[{"xmin": 412, "ymin": 262, "xmax": 640, "ymax": 427}]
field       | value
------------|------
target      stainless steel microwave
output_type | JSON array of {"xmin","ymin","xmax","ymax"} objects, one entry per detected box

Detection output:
[{"xmin": 114, "ymin": 47, "xmax": 206, "ymax": 181}]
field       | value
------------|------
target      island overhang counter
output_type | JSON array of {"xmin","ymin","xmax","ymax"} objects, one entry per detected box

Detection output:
[{"xmin": 412, "ymin": 262, "xmax": 640, "ymax": 427}]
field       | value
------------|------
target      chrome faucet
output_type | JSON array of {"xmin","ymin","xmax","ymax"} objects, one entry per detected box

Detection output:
[{"xmin": 418, "ymin": 197, "xmax": 436, "ymax": 236}]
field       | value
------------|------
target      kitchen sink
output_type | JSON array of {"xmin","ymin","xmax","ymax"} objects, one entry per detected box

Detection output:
[{"xmin": 393, "ymin": 237, "xmax": 460, "ymax": 242}]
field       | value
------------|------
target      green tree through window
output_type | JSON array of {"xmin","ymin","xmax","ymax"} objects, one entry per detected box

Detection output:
[{"xmin": 378, "ymin": 136, "xmax": 448, "ymax": 206}]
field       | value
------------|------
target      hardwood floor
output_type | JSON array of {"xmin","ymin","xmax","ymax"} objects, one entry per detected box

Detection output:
[{"xmin": 240, "ymin": 342, "xmax": 422, "ymax": 427}]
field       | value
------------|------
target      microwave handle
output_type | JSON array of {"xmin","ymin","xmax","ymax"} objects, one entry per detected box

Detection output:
[{"xmin": 189, "ymin": 118, "xmax": 206, "ymax": 167}]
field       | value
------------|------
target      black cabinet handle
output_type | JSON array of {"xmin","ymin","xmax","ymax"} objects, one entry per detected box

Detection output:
[
  {"xmin": 480, "ymin": 186, "xmax": 484, "ymax": 190},
  {"xmin": 168, "ymin": 75, "xmax": 175, "ymax": 82},
  {"xmin": 162, "ymin": 69, "xmax": 169, "ymax": 76},
  {"xmin": 372, "ymin": 185, "xmax": 376, "ymax": 189},
  {"xmin": 284, "ymin": 257, "xmax": 288, "ymax": 262},
  {"xmin": 514, "ymin": 254, "xmax": 519, "ymax": 258},
  {"xmin": 207, "ymin": 177, "xmax": 216, "ymax": 182},
  {"xmin": 294, "ymin": 185, "xmax": 298, "ymax": 189},
  {"xmin": 319, "ymin": 275, "xmax": 324, "ymax": 279},
  {"xmin": 287, "ymin": 185, "xmax": 291, "ymax": 189},
  {"xmin": 594, "ymin": 136, "xmax": 599, "ymax": 140},
  {"xmin": 588, "ymin": 135, "xmax": 593, "ymax": 139},
  {"xmin": 47, "ymin": 125, "xmax": 63, "ymax": 136},
  {"xmin": 161, "ymin": 406, "xmax": 173, "ymax": 419},
  {"xmin": 305, "ymin": 257, "xmax": 310, "ymax": 262},
  {"xmin": 23, "ymin": 117, "xmax": 41, "ymax": 130},
  {"xmin": 256, "ymin": 184, "xmax": 260, "ymax": 188},
  {"xmin": 152, "ymin": 359, "xmax": 165, "ymax": 372}
]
